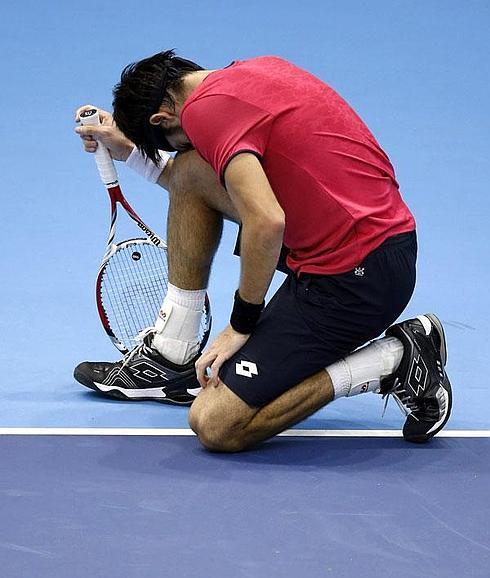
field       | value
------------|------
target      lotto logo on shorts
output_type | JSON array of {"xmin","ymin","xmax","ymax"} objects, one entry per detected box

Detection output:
[{"xmin": 236, "ymin": 360, "xmax": 258, "ymax": 378}]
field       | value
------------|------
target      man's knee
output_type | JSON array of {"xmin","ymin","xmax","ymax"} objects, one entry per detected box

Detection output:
[
  {"xmin": 188, "ymin": 385, "xmax": 255, "ymax": 452},
  {"xmin": 168, "ymin": 150, "xmax": 216, "ymax": 195},
  {"xmin": 189, "ymin": 405, "xmax": 245, "ymax": 452},
  {"xmin": 187, "ymin": 401, "xmax": 201, "ymax": 435},
  {"xmin": 199, "ymin": 424, "xmax": 246, "ymax": 453},
  {"xmin": 168, "ymin": 150, "xmax": 239, "ymax": 221}
]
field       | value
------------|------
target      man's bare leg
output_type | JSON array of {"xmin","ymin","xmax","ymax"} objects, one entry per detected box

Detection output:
[
  {"xmin": 188, "ymin": 334, "xmax": 406, "ymax": 451},
  {"xmin": 164, "ymin": 150, "xmax": 239, "ymax": 289},
  {"xmin": 188, "ymin": 371, "xmax": 334, "ymax": 452}
]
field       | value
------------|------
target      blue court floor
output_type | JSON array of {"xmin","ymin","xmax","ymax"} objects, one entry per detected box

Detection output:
[{"xmin": 1, "ymin": 434, "xmax": 489, "ymax": 578}]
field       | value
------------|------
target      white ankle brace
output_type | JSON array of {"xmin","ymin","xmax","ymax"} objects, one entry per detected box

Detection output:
[
  {"xmin": 327, "ymin": 336, "xmax": 404, "ymax": 399},
  {"xmin": 165, "ymin": 283, "xmax": 206, "ymax": 311},
  {"xmin": 152, "ymin": 297, "xmax": 204, "ymax": 365}
]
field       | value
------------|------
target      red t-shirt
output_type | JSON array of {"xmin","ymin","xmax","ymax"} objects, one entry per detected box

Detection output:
[{"xmin": 181, "ymin": 56, "xmax": 415, "ymax": 275}]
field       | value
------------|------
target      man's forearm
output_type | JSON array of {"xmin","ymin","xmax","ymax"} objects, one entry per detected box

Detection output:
[{"xmin": 237, "ymin": 219, "xmax": 284, "ymax": 305}]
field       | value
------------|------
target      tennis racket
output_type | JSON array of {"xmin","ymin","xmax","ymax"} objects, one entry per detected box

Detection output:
[{"xmin": 79, "ymin": 108, "xmax": 212, "ymax": 354}]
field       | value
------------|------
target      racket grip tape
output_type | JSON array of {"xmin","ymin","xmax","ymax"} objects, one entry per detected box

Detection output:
[{"xmin": 79, "ymin": 108, "xmax": 119, "ymax": 187}]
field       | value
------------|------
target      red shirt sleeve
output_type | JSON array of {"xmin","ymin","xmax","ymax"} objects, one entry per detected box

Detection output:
[{"xmin": 181, "ymin": 94, "xmax": 273, "ymax": 185}]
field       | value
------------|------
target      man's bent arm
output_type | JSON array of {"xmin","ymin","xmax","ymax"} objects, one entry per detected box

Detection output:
[{"xmin": 224, "ymin": 153, "xmax": 285, "ymax": 305}]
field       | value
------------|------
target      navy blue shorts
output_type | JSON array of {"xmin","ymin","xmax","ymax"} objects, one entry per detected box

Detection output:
[{"xmin": 219, "ymin": 231, "xmax": 417, "ymax": 408}]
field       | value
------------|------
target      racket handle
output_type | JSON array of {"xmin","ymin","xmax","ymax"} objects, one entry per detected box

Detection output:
[{"xmin": 79, "ymin": 108, "xmax": 119, "ymax": 187}]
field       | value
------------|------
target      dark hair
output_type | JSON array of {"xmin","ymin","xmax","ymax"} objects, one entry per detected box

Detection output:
[{"xmin": 112, "ymin": 49, "xmax": 203, "ymax": 162}]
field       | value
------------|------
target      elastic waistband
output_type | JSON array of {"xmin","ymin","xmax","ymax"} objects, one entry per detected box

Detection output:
[
  {"xmin": 296, "ymin": 230, "xmax": 417, "ymax": 282},
  {"xmin": 376, "ymin": 229, "xmax": 417, "ymax": 249}
]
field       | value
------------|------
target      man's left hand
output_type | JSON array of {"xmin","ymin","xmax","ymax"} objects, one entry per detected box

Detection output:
[{"xmin": 195, "ymin": 325, "xmax": 250, "ymax": 388}]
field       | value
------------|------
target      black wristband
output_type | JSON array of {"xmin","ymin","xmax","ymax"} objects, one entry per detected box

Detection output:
[{"xmin": 230, "ymin": 290, "xmax": 265, "ymax": 334}]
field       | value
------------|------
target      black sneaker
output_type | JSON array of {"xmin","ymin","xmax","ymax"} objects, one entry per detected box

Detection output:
[
  {"xmin": 380, "ymin": 314, "xmax": 452, "ymax": 443},
  {"xmin": 73, "ymin": 333, "xmax": 201, "ymax": 405}
]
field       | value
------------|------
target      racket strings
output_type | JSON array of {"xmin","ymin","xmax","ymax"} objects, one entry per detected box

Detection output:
[
  {"xmin": 99, "ymin": 241, "xmax": 209, "ymax": 352},
  {"xmin": 101, "ymin": 243, "xmax": 168, "ymax": 349},
  {"xmin": 104, "ymin": 249, "xmax": 148, "ymax": 338}
]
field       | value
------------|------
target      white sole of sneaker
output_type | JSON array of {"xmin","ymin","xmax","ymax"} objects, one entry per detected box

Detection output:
[
  {"xmin": 94, "ymin": 381, "xmax": 169, "ymax": 399},
  {"xmin": 93, "ymin": 381, "xmax": 200, "ymax": 404}
]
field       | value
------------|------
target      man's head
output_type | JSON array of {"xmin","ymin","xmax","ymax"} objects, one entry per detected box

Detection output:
[{"xmin": 112, "ymin": 50, "xmax": 204, "ymax": 161}]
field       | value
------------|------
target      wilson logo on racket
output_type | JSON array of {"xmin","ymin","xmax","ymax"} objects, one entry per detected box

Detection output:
[{"xmin": 137, "ymin": 222, "xmax": 161, "ymax": 246}]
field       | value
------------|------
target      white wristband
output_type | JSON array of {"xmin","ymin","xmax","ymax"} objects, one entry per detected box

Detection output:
[{"xmin": 125, "ymin": 146, "xmax": 171, "ymax": 183}]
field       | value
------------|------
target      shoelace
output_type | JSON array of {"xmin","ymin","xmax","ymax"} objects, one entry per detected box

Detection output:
[
  {"xmin": 382, "ymin": 377, "xmax": 420, "ymax": 421},
  {"xmin": 120, "ymin": 327, "xmax": 157, "ymax": 371}
]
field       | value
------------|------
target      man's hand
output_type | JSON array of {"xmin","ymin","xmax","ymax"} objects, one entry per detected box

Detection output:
[
  {"xmin": 195, "ymin": 325, "xmax": 250, "ymax": 388},
  {"xmin": 74, "ymin": 105, "xmax": 134, "ymax": 161}
]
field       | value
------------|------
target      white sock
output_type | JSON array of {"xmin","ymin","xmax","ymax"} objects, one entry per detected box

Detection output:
[
  {"xmin": 327, "ymin": 336, "xmax": 404, "ymax": 399},
  {"xmin": 152, "ymin": 283, "xmax": 206, "ymax": 365}
]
